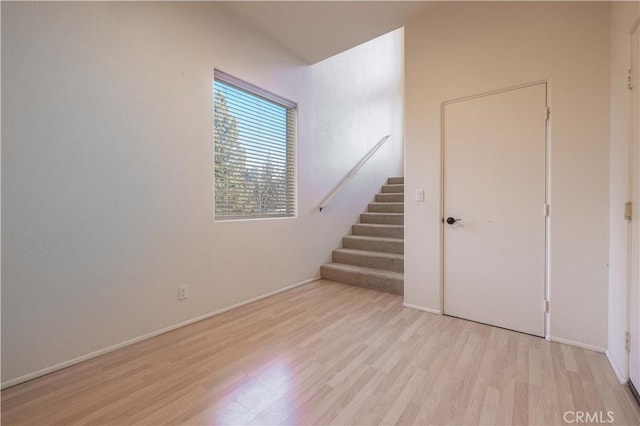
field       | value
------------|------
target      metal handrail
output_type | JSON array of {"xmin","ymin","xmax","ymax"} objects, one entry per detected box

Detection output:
[{"xmin": 318, "ymin": 135, "xmax": 391, "ymax": 212}]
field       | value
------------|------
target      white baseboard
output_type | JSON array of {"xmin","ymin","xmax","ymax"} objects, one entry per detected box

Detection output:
[
  {"xmin": 403, "ymin": 303, "xmax": 442, "ymax": 315},
  {"xmin": 605, "ymin": 350, "xmax": 628, "ymax": 384},
  {"xmin": 1, "ymin": 276, "xmax": 321, "ymax": 390},
  {"xmin": 549, "ymin": 336, "xmax": 606, "ymax": 353}
]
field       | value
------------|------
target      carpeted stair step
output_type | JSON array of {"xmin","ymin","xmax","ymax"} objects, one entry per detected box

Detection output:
[
  {"xmin": 332, "ymin": 248, "xmax": 404, "ymax": 273},
  {"xmin": 368, "ymin": 202, "xmax": 404, "ymax": 213},
  {"xmin": 320, "ymin": 177, "xmax": 405, "ymax": 295},
  {"xmin": 352, "ymin": 223, "xmax": 404, "ymax": 239},
  {"xmin": 320, "ymin": 263, "xmax": 403, "ymax": 295},
  {"xmin": 375, "ymin": 193, "xmax": 404, "ymax": 203},
  {"xmin": 343, "ymin": 235, "xmax": 404, "ymax": 254},
  {"xmin": 361, "ymin": 212, "xmax": 404, "ymax": 225},
  {"xmin": 381, "ymin": 184, "xmax": 404, "ymax": 193}
]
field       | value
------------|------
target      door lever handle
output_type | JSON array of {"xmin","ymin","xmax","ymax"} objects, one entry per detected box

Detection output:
[{"xmin": 446, "ymin": 217, "xmax": 462, "ymax": 225}]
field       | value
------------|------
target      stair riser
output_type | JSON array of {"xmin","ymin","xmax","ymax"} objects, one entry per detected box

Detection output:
[
  {"xmin": 332, "ymin": 251, "xmax": 404, "ymax": 273},
  {"xmin": 368, "ymin": 203, "xmax": 404, "ymax": 213},
  {"xmin": 381, "ymin": 184, "xmax": 404, "ymax": 193},
  {"xmin": 352, "ymin": 224, "xmax": 403, "ymax": 239},
  {"xmin": 361, "ymin": 213, "xmax": 404, "ymax": 225},
  {"xmin": 320, "ymin": 265, "xmax": 403, "ymax": 295},
  {"xmin": 375, "ymin": 193, "xmax": 403, "ymax": 203},
  {"xmin": 387, "ymin": 177, "xmax": 404, "ymax": 185},
  {"xmin": 343, "ymin": 237, "xmax": 404, "ymax": 254}
]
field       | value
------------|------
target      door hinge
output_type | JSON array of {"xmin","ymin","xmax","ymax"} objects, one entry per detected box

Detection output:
[
  {"xmin": 625, "ymin": 201, "xmax": 632, "ymax": 221},
  {"xmin": 626, "ymin": 331, "xmax": 631, "ymax": 353},
  {"xmin": 545, "ymin": 107, "xmax": 551, "ymax": 121},
  {"xmin": 544, "ymin": 204, "xmax": 550, "ymax": 217},
  {"xmin": 544, "ymin": 299, "xmax": 550, "ymax": 313},
  {"xmin": 628, "ymin": 68, "xmax": 634, "ymax": 91}
]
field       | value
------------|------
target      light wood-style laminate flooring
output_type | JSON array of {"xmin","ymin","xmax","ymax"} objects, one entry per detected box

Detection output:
[{"xmin": 2, "ymin": 280, "xmax": 639, "ymax": 425}]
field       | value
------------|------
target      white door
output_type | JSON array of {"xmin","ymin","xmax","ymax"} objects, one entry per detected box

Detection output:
[
  {"xmin": 629, "ymin": 26, "xmax": 640, "ymax": 390},
  {"xmin": 443, "ymin": 83, "xmax": 547, "ymax": 337}
]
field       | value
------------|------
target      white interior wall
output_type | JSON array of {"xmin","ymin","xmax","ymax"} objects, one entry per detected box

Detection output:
[
  {"xmin": 302, "ymin": 30, "xmax": 404, "ymax": 233},
  {"xmin": 1, "ymin": 2, "xmax": 404, "ymax": 385},
  {"xmin": 405, "ymin": 2, "xmax": 610, "ymax": 349},
  {"xmin": 608, "ymin": 1, "xmax": 640, "ymax": 382}
]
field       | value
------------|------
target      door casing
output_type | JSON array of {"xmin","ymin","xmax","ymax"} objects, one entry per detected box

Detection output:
[{"xmin": 628, "ymin": 22, "xmax": 640, "ymax": 391}]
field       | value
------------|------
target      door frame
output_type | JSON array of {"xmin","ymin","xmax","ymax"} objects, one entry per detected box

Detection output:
[
  {"xmin": 627, "ymin": 19, "xmax": 640, "ymax": 393},
  {"xmin": 439, "ymin": 80, "xmax": 551, "ymax": 338}
]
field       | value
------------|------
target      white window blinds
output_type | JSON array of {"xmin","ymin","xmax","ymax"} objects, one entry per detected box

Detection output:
[{"xmin": 214, "ymin": 70, "xmax": 297, "ymax": 220}]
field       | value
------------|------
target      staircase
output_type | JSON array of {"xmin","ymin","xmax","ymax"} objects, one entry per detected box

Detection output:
[{"xmin": 320, "ymin": 177, "xmax": 404, "ymax": 295}]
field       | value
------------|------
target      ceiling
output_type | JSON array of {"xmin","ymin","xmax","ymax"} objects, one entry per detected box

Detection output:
[{"xmin": 218, "ymin": 1, "xmax": 434, "ymax": 64}]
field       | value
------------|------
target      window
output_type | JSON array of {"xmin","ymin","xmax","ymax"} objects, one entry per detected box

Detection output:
[{"xmin": 214, "ymin": 70, "xmax": 296, "ymax": 220}]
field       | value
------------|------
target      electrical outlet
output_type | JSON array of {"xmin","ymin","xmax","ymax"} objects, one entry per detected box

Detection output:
[{"xmin": 178, "ymin": 285, "xmax": 188, "ymax": 301}]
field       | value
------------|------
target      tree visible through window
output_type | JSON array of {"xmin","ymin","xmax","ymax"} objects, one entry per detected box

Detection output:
[{"xmin": 214, "ymin": 71, "xmax": 296, "ymax": 220}]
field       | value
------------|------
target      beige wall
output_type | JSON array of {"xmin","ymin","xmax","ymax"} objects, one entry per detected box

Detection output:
[
  {"xmin": 1, "ymin": 2, "xmax": 404, "ymax": 385},
  {"xmin": 405, "ymin": 2, "xmax": 610, "ymax": 349}
]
